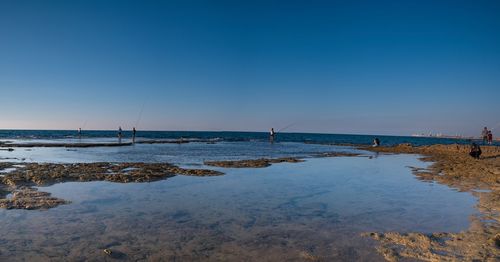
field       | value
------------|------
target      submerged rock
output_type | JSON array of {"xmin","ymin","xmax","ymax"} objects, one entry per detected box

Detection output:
[
  {"xmin": 0, "ymin": 187, "xmax": 68, "ymax": 210},
  {"xmin": 204, "ymin": 157, "xmax": 303, "ymax": 168},
  {"xmin": 313, "ymin": 152, "xmax": 361, "ymax": 158}
]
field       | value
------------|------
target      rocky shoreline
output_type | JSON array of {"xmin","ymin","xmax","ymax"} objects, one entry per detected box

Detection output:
[
  {"xmin": 0, "ymin": 162, "xmax": 223, "ymax": 210},
  {"xmin": 359, "ymin": 144, "xmax": 500, "ymax": 261}
]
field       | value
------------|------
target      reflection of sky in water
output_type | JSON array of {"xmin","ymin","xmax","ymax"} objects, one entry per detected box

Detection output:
[
  {"xmin": 0, "ymin": 141, "xmax": 362, "ymax": 166},
  {"xmin": 0, "ymin": 154, "xmax": 477, "ymax": 260}
]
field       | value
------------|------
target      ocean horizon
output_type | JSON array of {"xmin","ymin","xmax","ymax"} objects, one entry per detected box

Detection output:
[{"xmin": 1, "ymin": 129, "xmax": 495, "ymax": 147}]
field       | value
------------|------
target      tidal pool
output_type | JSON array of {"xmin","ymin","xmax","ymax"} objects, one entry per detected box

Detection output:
[{"xmin": 0, "ymin": 154, "xmax": 477, "ymax": 261}]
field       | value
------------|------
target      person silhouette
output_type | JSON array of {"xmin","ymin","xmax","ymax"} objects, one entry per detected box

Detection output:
[
  {"xmin": 118, "ymin": 126, "xmax": 123, "ymax": 143},
  {"xmin": 482, "ymin": 127, "xmax": 489, "ymax": 144},
  {"xmin": 270, "ymin": 128, "xmax": 276, "ymax": 143}
]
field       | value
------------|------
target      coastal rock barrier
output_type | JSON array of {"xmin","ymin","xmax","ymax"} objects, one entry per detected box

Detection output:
[
  {"xmin": 0, "ymin": 142, "xmax": 134, "ymax": 148},
  {"xmin": 0, "ymin": 139, "xmax": 219, "ymax": 148}
]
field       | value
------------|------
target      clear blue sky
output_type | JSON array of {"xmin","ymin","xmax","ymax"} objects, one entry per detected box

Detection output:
[{"xmin": 1, "ymin": 0, "xmax": 499, "ymax": 136}]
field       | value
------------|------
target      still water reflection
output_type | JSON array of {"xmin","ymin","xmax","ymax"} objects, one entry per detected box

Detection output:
[{"xmin": 0, "ymin": 154, "xmax": 476, "ymax": 261}]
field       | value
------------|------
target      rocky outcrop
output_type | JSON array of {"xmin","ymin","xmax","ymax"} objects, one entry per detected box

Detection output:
[
  {"xmin": 0, "ymin": 162, "xmax": 223, "ymax": 210},
  {"xmin": 361, "ymin": 144, "xmax": 500, "ymax": 261}
]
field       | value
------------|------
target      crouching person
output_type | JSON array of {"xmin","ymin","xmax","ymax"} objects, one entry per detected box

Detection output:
[{"xmin": 469, "ymin": 143, "xmax": 482, "ymax": 159}]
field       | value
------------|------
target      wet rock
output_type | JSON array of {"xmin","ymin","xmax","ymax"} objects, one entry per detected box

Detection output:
[
  {"xmin": 1, "ymin": 162, "xmax": 222, "ymax": 188},
  {"xmin": 136, "ymin": 140, "xmax": 190, "ymax": 144},
  {"xmin": 0, "ymin": 187, "xmax": 69, "ymax": 210},
  {"xmin": 204, "ymin": 152, "xmax": 363, "ymax": 169},
  {"xmin": 313, "ymin": 152, "xmax": 361, "ymax": 158},
  {"xmin": 0, "ymin": 162, "xmax": 223, "ymax": 210},
  {"xmin": 0, "ymin": 162, "xmax": 14, "ymax": 170},
  {"xmin": 3, "ymin": 142, "xmax": 133, "ymax": 148},
  {"xmin": 299, "ymin": 251, "xmax": 321, "ymax": 261},
  {"xmin": 102, "ymin": 247, "xmax": 127, "ymax": 259},
  {"xmin": 204, "ymin": 157, "xmax": 303, "ymax": 168}
]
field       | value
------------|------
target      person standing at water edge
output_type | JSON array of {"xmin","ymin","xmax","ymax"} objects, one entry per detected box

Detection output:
[
  {"xmin": 487, "ymin": 131, "xmax": 493, "ymax": 145},
  {"xmin": 270, "ymin": 128, "xmax": 276, "ymax": 143},
  {"xmin": 118, "ymin": 126, "xmax": 122, "ymax": 143},
  {"xmin": 482, "ymin": 127, "xmax": 489, "ymax": 144},
  {"xmin": 132, "ymin": 127, "xmax": 137, "ymax": 143},
  {"xmin": 78, "ymin": 128, "xmax": 82, "ymax": 139}
]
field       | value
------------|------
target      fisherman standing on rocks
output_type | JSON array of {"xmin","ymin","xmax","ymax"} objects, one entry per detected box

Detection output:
[
  {"xmin": 118, "ymin": 126, "xmax": 123, "ymax": 143},
  {"xmin": 132, "ymin": 127, "xmax": 137, "ymax": 143}
]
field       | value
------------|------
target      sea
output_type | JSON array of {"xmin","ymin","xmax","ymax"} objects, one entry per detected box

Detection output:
[{"xmin": 0, "ymin": 129, "xmax": 495, "ymax": 146}]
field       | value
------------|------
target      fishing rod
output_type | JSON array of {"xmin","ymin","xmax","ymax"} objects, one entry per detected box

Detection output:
[
  {"xmin": 268, "ymin": 122, "xmax": 296, "ymax": 144},
  {"xmin": 135, "ymin": 101, "xmax": 146, "ymax": 129},
  {"xmin": 277, "ymin": 122, "xmax": 296, "ymax": 133},
  {"xmin": 491, "ymin": 122, "xmax": 500, "ymax": 131},
  {"xmin": 131, "ymin": 100, "xmax": 147, "ymax": 144}
]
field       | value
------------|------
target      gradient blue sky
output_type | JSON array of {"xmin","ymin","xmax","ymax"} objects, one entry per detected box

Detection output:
[{"xmin": 1, "ymin": 0, "xmax": 499, "ymax": 136}]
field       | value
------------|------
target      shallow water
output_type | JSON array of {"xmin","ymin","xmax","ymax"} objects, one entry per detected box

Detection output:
[
  {"xmin": 0, "ymin": 154, "xmax": 477, "ymax": 261},
  {"xmin": 0, "ymin": 141, "xmax": 360, "ymax": 165}
]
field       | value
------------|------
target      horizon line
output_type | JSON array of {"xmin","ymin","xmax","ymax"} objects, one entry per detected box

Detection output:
[{"xmin": 0, "ymin": 128, "xmax": 475, "ymax": 139}]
